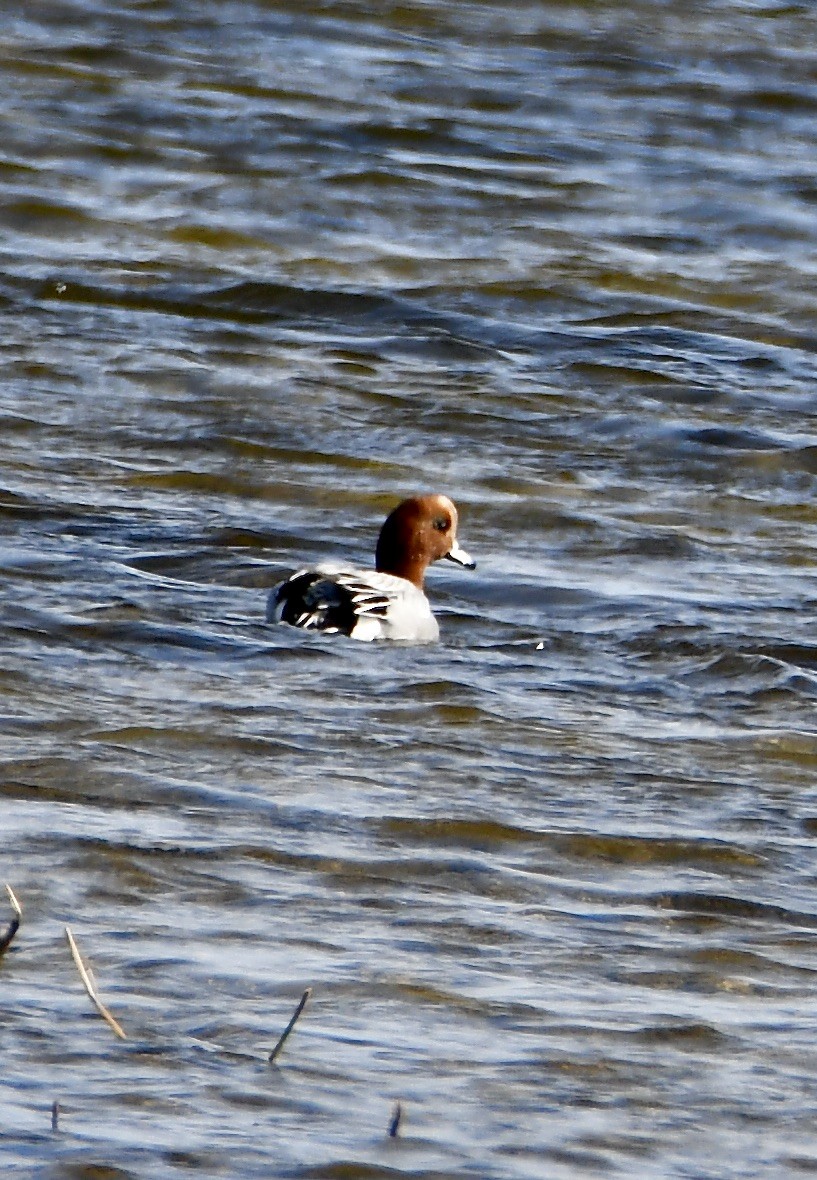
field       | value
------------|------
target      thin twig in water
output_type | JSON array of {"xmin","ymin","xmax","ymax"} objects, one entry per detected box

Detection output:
[
  {"xmin": 0, "ymin": 884, "xmax": 22, "ymax": 954},
  {"xmin": 269, "ymin": 987, "xmax": 311, "ymax": 1063},
  {"xmin": 388, "ymin": 1101, "xmax": 403, "ymax": 1138},
  {"xmin": 51, "ymin": 1101, "xmax": 60, "ymax": 1132},
  {"xmin": 65, "ymin": 926, "xmax": 127, "ymax": 1040}
]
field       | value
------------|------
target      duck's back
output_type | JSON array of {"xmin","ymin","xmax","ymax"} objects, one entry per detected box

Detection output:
[{"xmin": 268, "ymin": 565, "xmax": 439, "ymax": 642}]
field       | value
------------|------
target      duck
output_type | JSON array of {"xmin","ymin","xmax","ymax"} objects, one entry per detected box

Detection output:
[{"xmin": 267, "ymin": 494, "xmax": 475, "ymax": 642}]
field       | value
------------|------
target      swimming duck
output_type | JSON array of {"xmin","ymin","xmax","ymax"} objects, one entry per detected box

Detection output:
[{"xmin": 268, "ymin": 494, "xmax": 475, "ymax": 642}]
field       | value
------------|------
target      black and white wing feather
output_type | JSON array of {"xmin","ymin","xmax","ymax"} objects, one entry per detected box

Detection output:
[{"xmin": 269, "ymin": 569, "xmax": 392, "ymax": 636}]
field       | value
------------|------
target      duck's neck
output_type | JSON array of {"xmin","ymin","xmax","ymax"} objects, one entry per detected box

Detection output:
[
  {"xmin": 375, "ymin": 535, "xmax": 426, "ymax": 589},
  {"xmin": 376, "ymin": 551, "xmax": 426, "ymax": 589}
]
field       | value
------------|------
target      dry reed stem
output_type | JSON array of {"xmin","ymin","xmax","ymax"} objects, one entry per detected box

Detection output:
[
  {"xmin": 65, "ymin": 926, "xmax": 127, "ymax": 1040},
  {"xmin": 0, "ymin": 884, "xmax": 22, "ymax": 953},
  {"xmin": 269, "ymin": 987, "xmax": 311, "ymax": 1063}
]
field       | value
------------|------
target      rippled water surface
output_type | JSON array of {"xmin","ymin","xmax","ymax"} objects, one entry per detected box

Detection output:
[{"xmin": 4, "ymin": 2, "xmax": 817, "ymax": 1176}]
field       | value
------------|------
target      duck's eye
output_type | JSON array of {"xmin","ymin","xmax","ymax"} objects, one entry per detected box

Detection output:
[{"xmin": 433, "ymin": 516, "xmax": 450, "ymax": 532}]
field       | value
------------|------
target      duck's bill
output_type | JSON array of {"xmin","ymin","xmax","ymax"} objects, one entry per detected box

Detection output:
[{"xmin": 444, "ymin": 541, "xmax": 476, "ymax": 569}]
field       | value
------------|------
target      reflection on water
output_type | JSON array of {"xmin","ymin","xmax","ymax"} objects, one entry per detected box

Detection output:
[{"xmin": 3, "ymin": 1, "xmax": 817, "ymax": 1176}]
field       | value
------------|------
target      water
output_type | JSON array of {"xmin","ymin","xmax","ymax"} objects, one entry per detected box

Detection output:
[{"xmin": 3, "ymin": 1, "xmax": 817, "ymax": 1176}]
